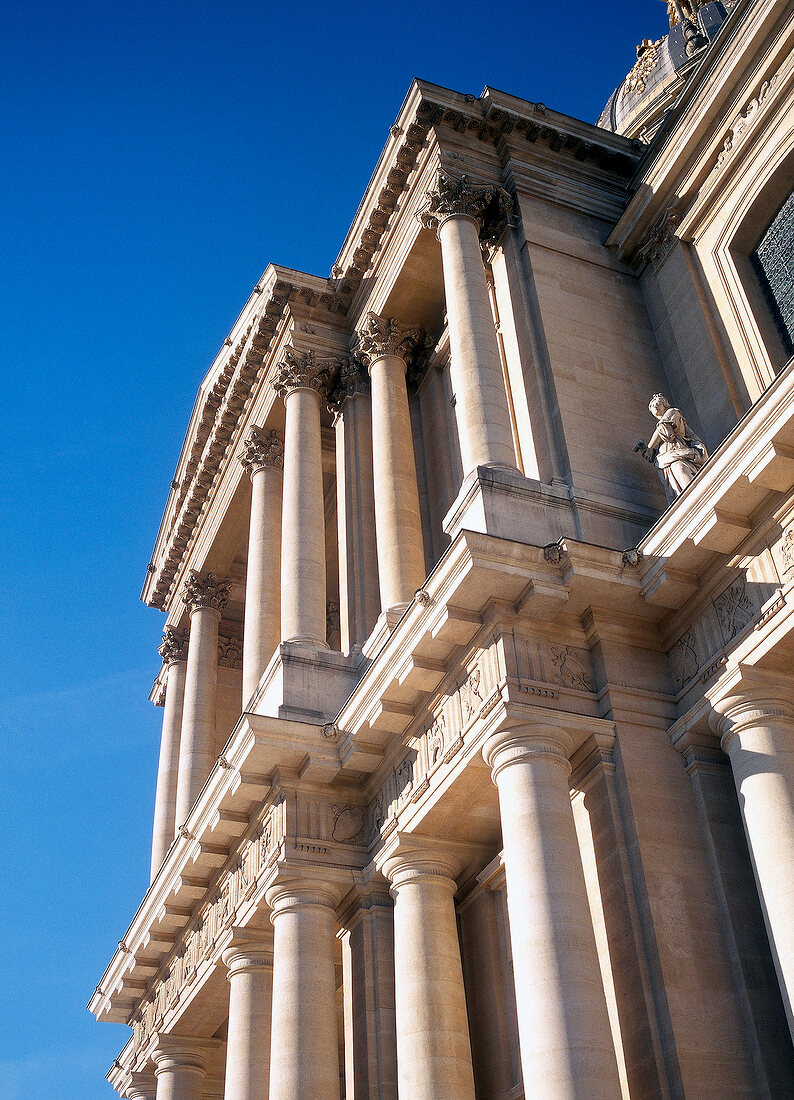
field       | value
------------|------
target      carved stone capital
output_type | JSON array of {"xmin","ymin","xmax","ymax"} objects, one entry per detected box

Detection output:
[
  {"xmin": 239, "ymin": 426, "xmax": 284, "ymax": 474},
  {"xmin": 355, "ymin": 312, "xmax": 423, "ymax": 367},
  {"xmin": 158, "ymin": 626, "xmax": 188, "ymax": 665},
  {"xmin": 418, "ymin": 170, "xmax": 514, "ymax": 244},
  {"xmin": 327, "ymin": 354, "xmax": 371, "ymax": 411},
  {"xmin": 274, "ymin": 347, "xmax": 336, "ymax": 400},
  {"xmin": 182, "ymin": 570, "xmax": 231, "ymax": 615}
]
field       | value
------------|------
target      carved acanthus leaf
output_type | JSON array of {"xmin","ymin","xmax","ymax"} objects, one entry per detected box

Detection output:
[
  {"xmin": 274, "ymin": 347, "xmax": 338, "ymax": 400},
  {"xmin": 418, "ymin": 171, "xmax": 514, "ymax": 245},
  {"xmin": 239, "ymin": 426, "xmax": 284, "ymax": 473},
  {"xmin": 327, "ymin": 355, "xmax": 370, "ymax": 411},
  {"xmin": 182, "ymin": 571, "xmax": 231, "ymax": 614},
  {"xmin": 158, "ymin": 626, "xmax": 188, "ymax": 664},
  {"xmin": 355, "ymin": 312, "xmax": 423, "ymax": 365}
]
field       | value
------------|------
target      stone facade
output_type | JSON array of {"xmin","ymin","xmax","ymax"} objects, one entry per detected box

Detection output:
[{"xmin": 91, "ymin": 1, "xmax": 794, "ymax": 1096}]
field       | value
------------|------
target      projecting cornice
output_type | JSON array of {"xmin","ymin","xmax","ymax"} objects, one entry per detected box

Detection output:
[
  {"xmin": 142, "ymin": 265, "xmax": 349, "ymax": 611},
  {"xmin": 332, "ymin": 79, "xmax": 642, "ymax": 297}
]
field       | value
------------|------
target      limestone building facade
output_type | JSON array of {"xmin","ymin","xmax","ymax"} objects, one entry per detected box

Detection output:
[{"xmin": 90, "ymin": 0, "xmax": 794, "ymax": 1096}]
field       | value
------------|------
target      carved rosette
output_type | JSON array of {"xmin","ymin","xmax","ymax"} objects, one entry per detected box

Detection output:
[
  {"xmin": 239, "ymin": 426, "xmax": 284, "ymax": 475},
  {"xmin": 182, "ymin": 570, "xmax": 231, "ymax": 615},
  {"xmin": 418, "ymin": 171, "xmax": 514, "ymax": 245},
  {"xmin": 355, "ymin": 312, "xmax": 423, "ymax": 367},
  {"xmin": 274, "ymin": 347, "xmax": 336, "ymax": 401},
  {"xmin": 158, "ymin": 626, "xmax": 188, "ymax": 665},
  {"xmin": 327, "ymin": 355, "xmax": 370, "ymax": 411}
]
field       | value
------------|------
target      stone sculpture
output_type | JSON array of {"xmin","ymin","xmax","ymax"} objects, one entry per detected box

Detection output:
[{"xmin": 634, "ymin": 393, "xmax": 708, "ymax": 502}]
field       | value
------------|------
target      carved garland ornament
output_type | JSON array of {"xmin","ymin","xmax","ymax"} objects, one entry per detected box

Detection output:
[{"xmin": 239, "ymin": 426, "xmax": 284, "ymax": 474}]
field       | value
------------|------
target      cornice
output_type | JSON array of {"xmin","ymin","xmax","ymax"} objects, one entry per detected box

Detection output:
[
  {"xmin": 607, "ymin": 0, "xmax": 791, "ymax": 260},
  {"xmin": 332, "ymin": 79, "xmax": 641, "ymax": 301},
  {"xmin": 142, "ymin": 266, "xmax": 348, "ymax": 611}
]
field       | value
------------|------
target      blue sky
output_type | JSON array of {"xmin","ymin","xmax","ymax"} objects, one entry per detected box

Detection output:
[{"xmin": 0, "ymin": 1, "xmax": 670, "ymax": 1095}]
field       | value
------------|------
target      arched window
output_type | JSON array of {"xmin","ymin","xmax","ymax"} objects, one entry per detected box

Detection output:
[{"xmin": 750, "ymin": 190, "xmax": 794, "ymax": 358}]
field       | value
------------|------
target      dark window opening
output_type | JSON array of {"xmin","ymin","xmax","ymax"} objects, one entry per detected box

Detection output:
[{"xmin": 750, "ymin": 189, "xmax": 794, "ymax": 359}]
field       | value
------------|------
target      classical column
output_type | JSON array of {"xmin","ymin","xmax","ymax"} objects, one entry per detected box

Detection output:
[
  {"xmin": 329, "ymin": 358, "xmax": 380, "ymax": 653},
  {"xmin": 274, "ymin": 349, "xmax": 333, "ymax": 648},
  {"xmin": 152, "ymin": 1036, "xmax": 217, "ymax": 1100},
  {"xmin": 126, "ymin": 1072, "xmax": 157, "ymax": 1100},
  {"xmin": 150, "ymin": 627, "xmax": 188, "ymax": 879},
  {"xmin": 338, "ymin": 886, "xmax": 398, "ymax": 1100},
  {"xmin": 240, "ymin": 426, "xmax": 284, "ymax": 702},
  {"xmin": 266, "ymin": 881, "xmax": 341, "ymax": 1100},
  {"xmin": 222, "ymin": 936, "xmax": 274, "ymax": 1100},
  {"xmin": 483, "ymin": 726, "xmax": 621, "ymax": 1099},
  {"xmin": 355, "ymin": 313, "xmax": 426, "ymax": 615},
  {"xmin": 174, "ymin": 571, "xmax": 230, "ymax": 827},
  {"xmin": 420, "ymin": 171, "xmax": 517, "ymax": 475},
  {"xmin": 710, "ymin": 686, "xmax": 794, "ymax": 1034},
  {"xmin": 382, "ymin": 847, "xmax": 476, "ymax": 1100}
]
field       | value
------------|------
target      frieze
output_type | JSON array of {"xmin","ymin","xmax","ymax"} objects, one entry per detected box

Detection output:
[
  {"xmin": 217, "ymin": 636, "xmax": 242, "ymax": 669},
  {"xmin": 366, "ymin": 659, "xmax": 498, "ymax": 847},
  {"xmin": 548, "ymin": 645, "xmax": 595, "ymax": 692},
  {"xmin": 711, "ymin": 70, "xmax": 781, "ymax": 175},
  {"xmin": 781, "ymin": 527, "xmax": 794, "ymax": 575},
  {"xmin": 130, "ymin": 798, "xmax": 286, "ymax": 1062},
  {"xmin": 714, "ymin": 577, "xmax": 755, "ymax": 643}
]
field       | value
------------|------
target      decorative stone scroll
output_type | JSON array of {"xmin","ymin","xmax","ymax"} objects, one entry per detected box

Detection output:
[
  {"xmin": 274, "ymin": 347, "xmax": 337, "ymax": 400},
  {"xmin": 182, "ymin": 571, "xmax": 231, "ymax": 615},
  {"xmin": 354, "ymin": 312, "xmax": 423, "ymax": 366},
  {"xmin": 637, "ymin": 205, "xmax": 681, "ymax": 273},
  {"xmin": 418, "ymin": 170, "xmax": 514, "ymax": 246},
  {"xmin": 239, "ymin": 426, "xmax": 284, "ymax": 474},
  {"xmin": 158, "ymin": 626, "xmax": 188, "ymax": 665}
]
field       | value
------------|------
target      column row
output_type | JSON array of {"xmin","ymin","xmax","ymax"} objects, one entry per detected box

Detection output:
[{"xmin": 144, "ymin": 720, "xmax": 622, "ymax": 1100}]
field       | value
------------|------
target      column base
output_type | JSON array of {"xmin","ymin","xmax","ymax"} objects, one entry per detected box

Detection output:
[
  {"xmin": 443, "ymin": 465, "xmax": 577, "ymax": 545},
  {"xmin": 250, "ymin": 642, "xmax": 359, "ymax": 723}
]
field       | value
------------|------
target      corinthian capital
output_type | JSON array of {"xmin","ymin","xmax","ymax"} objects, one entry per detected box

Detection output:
[
  {"xmin": 158, "ymin": 626, "xmax": 188, "ymax": 664},
  {"xmin": 327, "ymin": 355, "xmax": 370, "ymax": 410},
  {"xmin": 182, "ymin": 570, "xmax": 231, "ymax": 615},
  {"xmin": 418, "ymin": 170, "xmax": 514, "ymax": 243},
  {"xmin": 355, "ymin": 312, "xmax": 423, "ymax": 367},
  {"xmin": 274, "ymin": 347, "xmax": 336, "ymax": 401},
  {"xmin": 239, "ymin": 426, "xmax": 284, "ymax": 475}
]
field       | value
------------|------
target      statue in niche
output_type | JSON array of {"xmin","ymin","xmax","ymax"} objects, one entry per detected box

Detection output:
[{"xmin": 634, "ymin": 394, "xmax": 708, "ymax": 502}]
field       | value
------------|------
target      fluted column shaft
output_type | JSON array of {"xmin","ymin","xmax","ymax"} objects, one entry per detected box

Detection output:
[
  {"xmin": 356, "ymin": 315, "xmax": 426, "ymax": 614},
  {"xmin": 382, "ymin": 851, "xmax": 476, "ymax": 1100},
  {"xmin": 483, "ymin": 728, "xmax": 621, "ymax": 1099},
  {"xmin": 276, "ymin": 350, "xmax": 331, "ymax": 648},
  {"xmin": 240, "ymin": 428, "xmax": 284, "ymax": 702},
  {"xmin": 422, "ymin": 172, "xmax": 517, "ymax": 474},
  {"xmin": 266, "ymin": 884, "xmax": 341, "ymax": 1100},
  {"xmin": 174, "ymin": 571, "xmax": 229, "ymax": 827},
  {"xmin": 150, "ymin": 629, "xmax": 188, "ymax": 878},
  {"xmin": 711, "ymin": 694, "xmax": 794, "ymax": 1034},
  {"xmin": 223, "ymin": 940, "xmax": 274, "ymax": 1100},
  {"xmin": 332, "ymin": 362, "xmax": 380, "ymax": 652},
  {"xmin": 152, "ymin": 1038, "xmax": 216, "ymax": 1100}
]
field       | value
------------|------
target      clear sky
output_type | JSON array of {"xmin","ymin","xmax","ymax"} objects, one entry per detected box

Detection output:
[{"xmin": 0, "ymin": 1, "xmax": 671, "ymax": 1095}]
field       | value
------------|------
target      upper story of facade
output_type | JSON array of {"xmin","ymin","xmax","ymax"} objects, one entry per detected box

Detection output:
[{"xmin": 92, "ymin": 1, "xmax": 794, "ymax": 1083}]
